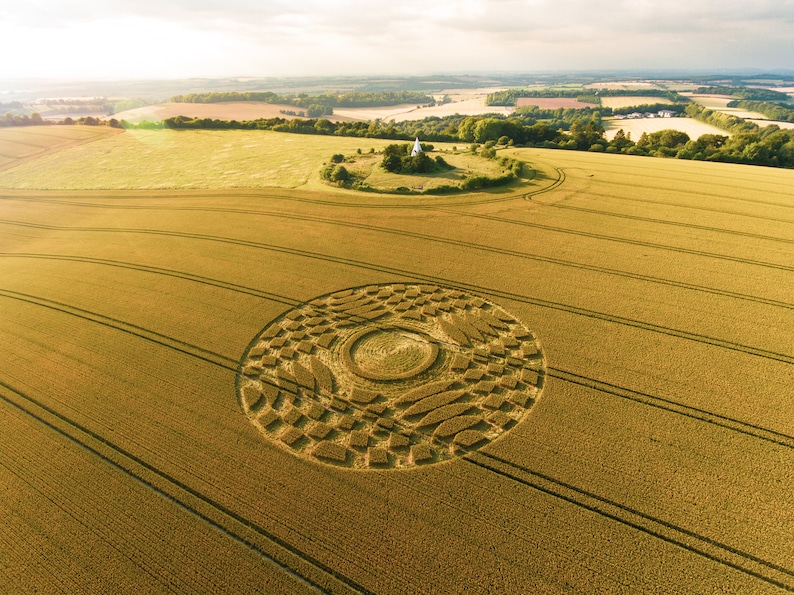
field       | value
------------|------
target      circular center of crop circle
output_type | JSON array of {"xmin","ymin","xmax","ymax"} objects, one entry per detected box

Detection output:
[
  {"xmin": 237, "ymin": 283, "xmax": 546, "ymax": 470},
  {"xmin": 343, "ymin": 327, "xmax": 439, "ymax": 381}
]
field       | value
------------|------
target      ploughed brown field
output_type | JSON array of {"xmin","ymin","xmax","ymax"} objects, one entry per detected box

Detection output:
[{"xmin": 0, "ymin": 128, "xmax": 793, "ymax": 594}]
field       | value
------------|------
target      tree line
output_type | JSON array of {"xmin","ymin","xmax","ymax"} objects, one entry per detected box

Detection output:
[
  {"xmin": 694, "ymin": 86, "xmax": 791, "ymax": 102},
  {"xmin": 5, "ymin": 99, "xmax": 794, "ymax": 169},
  {"xmin": 168, "ymin": 90, "xmax": 434, "ymax": 117},
  {"xmin": 143, "ymin": 106, "xmax": 794, "ymax": 168},
  {"xmin": 487, "ymin": 88, "xmax": 682, "ymax": 106},
  {"xmin": 726, "ymin": 100, "xmax": 794, "ymax": 123},
  {"xmin": 1, "ymin": 113, "xmax": 122, "ymax": 128}
]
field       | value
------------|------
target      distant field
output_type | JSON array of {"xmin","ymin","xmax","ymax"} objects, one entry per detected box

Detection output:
[
  {"xmin": 330, "ymin": 103, "xmax": 424, "ymax": 122},
  {"xmin": 0, "ymin": 125, "xmax": 120, "ymax": 170},
  {"xmin": 516, "ymin": 97, "xmax": 597, "ymax": 109},
  {"xmin": 686, "ymin": 95, "xmax": 735, "ymax": 109},
  {"xmin": 585, "ymin": 81, "xmax": 662, "ymax": 90},
  {"xmin": 113, "ymin": 89, "xmax": 515, "ymax": 124},
  {"xmin": 1, "ymin": 144, "xmax": 792, "ymax": 593},
  {"xmin": 335, "ymin": 90, "xmax": 513, "ymax": 123},
  {"xmin": 686, "ymin": 94, "xmax": 791, "ymax": 124},
  {"xmin": 110, "ymin": 101, "xmax": 312, "ymax": 124},
  {"xmin": 603, "ymin": 116, "xmax": 729, "ymax": 140},
  {"xmin": 599, "ymin": 96, "xmax": 674, "ymax": 109},
  {"xmin": 747, "ymin": 119, "xmax": 794, "ymax": 129}
]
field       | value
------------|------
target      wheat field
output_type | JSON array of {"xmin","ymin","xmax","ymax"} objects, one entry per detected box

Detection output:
[{"xmin": 0, "ymin": 129, "xmax": 792, "ymax": 594}]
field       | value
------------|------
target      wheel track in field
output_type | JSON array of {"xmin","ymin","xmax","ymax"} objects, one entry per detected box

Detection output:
[
  {"xmin": 547, "ymin": 368, "xmax": 794, "ymax": 449},
  {"xmin": 428, "ymin": 209, "xmax": 794, "ymax": 273},
  {"xmin": 1, "ymin": 289, "xmax": 792, "ymax": 590},
  {"xmin": 0, "ymin": 243, "xmax": 794, "ymax": 310},
  {"xmin": 0, "ymin": 129, "xmax": 123, "ymax": 173},
  {"xmin": 2, "ymin": 283, "xmax": 792, "ymax": 453},
  {"xmin": 0, "ymin": 288, "xmax": 239, "ymax": 371},
  {"xmin": 560, "ymin": 174, "xmax": 794, "ymax": 210},
  {"xmin": 2, "ymin": 210, "xmax": 792, "ymax": 313},
  {"xmin": 2, "ymin": 210, "xmax": 793, "ymax": 310},
  {"xmin": 1, "ymin": 282, "xmax": 793, "ymax": 460},
  {"xmin": 544, "ymin": 203, "xmax": 794, "ymax": 245},
  {"xmin": 0, "ymin": 160, "xmax": 563, "ymax": 209},
  {"xmin": 0, "ymin": 378, "xmax": 371, "ymax": 595},
  {"xmin": 569, "ymin": 190, "xmax": 794, "ymax": 224},
  {"xmin": 0, "ymin": 253, "xmax": 301, "ymax": 307},
  {"xmin": 1, "ymin": 220, "xmax": 792, "ymax": 364},
  {"xmin": 0, "ymin": 186, "xmax": 525, "ymax": 209},
  {"xmin": 464, "ymin": 451, "xmax": 794, "ymax": 592}
]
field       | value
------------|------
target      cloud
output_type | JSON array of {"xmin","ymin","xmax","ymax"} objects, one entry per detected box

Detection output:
[{"xmin": 2, "ymin": 0, "xmax": 792, "ymax": 79}]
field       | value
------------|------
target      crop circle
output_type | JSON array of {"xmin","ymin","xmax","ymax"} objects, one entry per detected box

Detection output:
[{"xmin": 237, "ymin": 283, "xmax": 545, "ymax": 469}]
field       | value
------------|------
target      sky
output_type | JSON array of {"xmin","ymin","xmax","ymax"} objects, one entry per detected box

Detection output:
[{"xmin": 1, "ymin": 0, "xmax": 793, "ymax": 80}]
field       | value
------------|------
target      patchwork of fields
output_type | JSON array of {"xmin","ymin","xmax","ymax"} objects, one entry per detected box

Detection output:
[{"xmin": 0, "ymin": 129, "xmax": 793, "ymax": 593}]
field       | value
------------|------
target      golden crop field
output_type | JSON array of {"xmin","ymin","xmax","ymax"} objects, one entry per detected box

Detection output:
[
  {"xmin": 1, "ymin": 129, "xmax": 793, "ymax": 594},
  {"xmin": 603, "ymin": 116, "xmax": 729, "ymax": 140},
  {"xmin": 599, "ymin": 96, "xmax": 674, "ymax": 109}
]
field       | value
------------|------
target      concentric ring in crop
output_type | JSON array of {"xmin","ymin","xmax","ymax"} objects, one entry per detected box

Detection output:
[{"xmin": 237, "ymin": 283, "xmax": 546, "ymax": 469}]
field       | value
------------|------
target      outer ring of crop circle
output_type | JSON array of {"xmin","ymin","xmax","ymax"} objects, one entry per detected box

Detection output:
[{"xmin": 235, "ymin": 282, "xmax": 546, "ymax": 470}]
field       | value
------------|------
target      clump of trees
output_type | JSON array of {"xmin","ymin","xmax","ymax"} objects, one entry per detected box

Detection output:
[
  {"xmin": 726, "ymin": 100, "xmax": 794, "ymax": 123},
  {"xmin": 380, "ymin": 143, "xmax": 446, "ymax": 174},
  {"xmin": 1, "ymin": 112, "xmax": 44, "ymax": 127},
  {"xmin": 320, "ymin": 163, "xmax": 351, "ymax": 184}
]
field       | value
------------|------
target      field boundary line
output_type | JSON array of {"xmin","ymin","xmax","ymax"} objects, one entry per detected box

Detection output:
[
  {"xmin": 549, "ymin": 368, "xmax": 794, "ymax": 449},
  {"xmin": 0, "ymin": 380, "xmax": 369, "ymax": 595},
  {"xmin": 2, "ymin": 221, "xmax": 791, "ymax": 365},
  {"xmin": 465, "ymin": 452, "xmax": 794, "ymax": 592}
]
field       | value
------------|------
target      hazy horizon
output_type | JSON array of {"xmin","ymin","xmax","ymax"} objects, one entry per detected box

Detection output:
[{"xmin": 2, "ymin": 0, "xmax": 793, "ymax": 81}]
